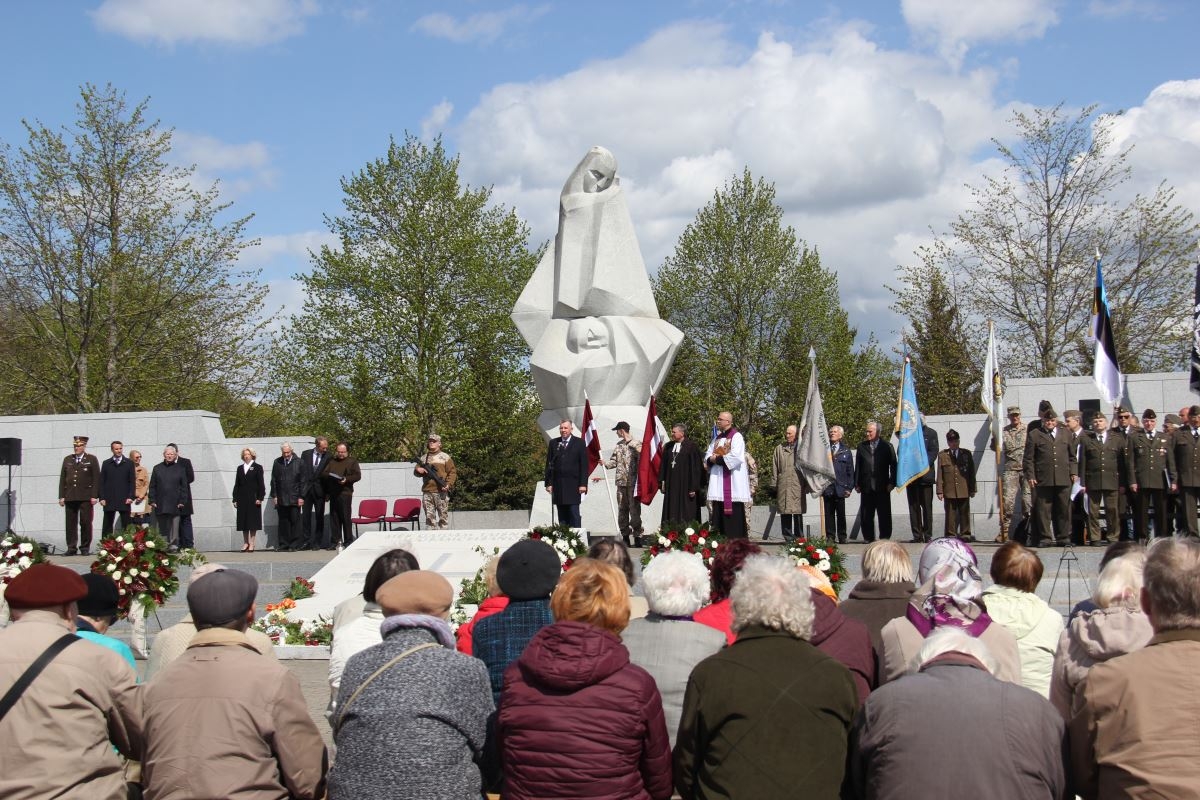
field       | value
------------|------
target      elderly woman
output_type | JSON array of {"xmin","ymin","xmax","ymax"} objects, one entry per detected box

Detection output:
[
  {"xmin": 980, "ymin": 541, "xmax": 1065, "ymax": 697},
  {"xmin": 840, "ymin": 540, "xmax": 917, "ymax": 654},
  {"xmin": 587, "ymin": 538, "xmax": 649, "ymax": 618},
  {"xmin": 622, "ymin": 551, "xmax": 726, "ymax": 747},
  {"xmin": 328, "ymin": 549, "xmax": 421, "ymax": 700},
  {"xmin": 1049, "ymin": 551, "xmax": 1152, "ymax": 718},
  {"xmin": 878, "ymin": 538, "xmax": 1021, "ymax": 684},
  {"xmin": 498, "ymin": 558, "xmax": 672, "ymax": 800},
  {"xmin": 693, "ymin": 538, "xmax": 763, "ymax": 644},
  {"xmin": 130, "ymin": 449, "xmax": 151, "ymax": 527},
  {"xmin": 800, "ymin": 565, "xmax": 875, "ymax": 705},
  {"xmin": 455, "ymin": 554, "xmax": 509, "ymax": 656},
  {"xmin": 329, "ymin": 570, "xmax": 494, "ymax": 800},
  {"xmin": 674, "ymin": 555, "xmax": 857, "ymax": 798},
  {"xmin": 232, "ymin": 447, "xmax": 265, "ymax": 551}
]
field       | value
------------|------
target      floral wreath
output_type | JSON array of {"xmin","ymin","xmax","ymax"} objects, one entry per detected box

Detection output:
[
  {"xmin": 527, "ymin": 524, "xmax": 589, "ymax": 571},
  {"xmin": 2, "ymin": 533, "xmax": 49, "ymax": 585},
  {"xmin": 781, "ymin": 537, "xmax": 849, "ymax": 596},
  {"xmin": 91, "ymin": 526, "xmax": 185, "ymax": 617},
  {"xmin": 252, "ymin": 598, "xmax": 333, "ymax": 646},
  {"xmin": 642, "ymin": 520, "xmax": 725, "ymax": 568}
]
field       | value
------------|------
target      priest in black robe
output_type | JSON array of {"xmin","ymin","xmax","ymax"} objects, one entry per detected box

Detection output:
[{"xmin": 659, "ymin": 423, "xmax": 705, "ymax": 524}]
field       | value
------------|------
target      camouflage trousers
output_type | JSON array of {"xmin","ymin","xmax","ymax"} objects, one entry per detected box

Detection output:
[
  {"xmin": 1000, "ymin": 470, "xmax": 1031, "ymax": 534},
  {"xmin": 422, "ymin": 491, "xmax": 450, "ymax": 530}
]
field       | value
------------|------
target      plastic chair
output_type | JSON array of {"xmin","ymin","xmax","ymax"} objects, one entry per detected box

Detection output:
[
  {"xmin": 386, "ymin": 497, "xmax": 423, "ymax": 531},
  {"xmin": 351, "ymin": 498, "xmax": 388, "ymax": 537}
]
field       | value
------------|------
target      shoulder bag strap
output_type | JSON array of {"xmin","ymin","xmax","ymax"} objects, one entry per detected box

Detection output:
[
  {"xmin": 0, "ymin": 633, "xmax": 79, "ymax": 723},
  {"xmin": 333, "ymin": 641, "xmax": 440, "ymax": 735}
]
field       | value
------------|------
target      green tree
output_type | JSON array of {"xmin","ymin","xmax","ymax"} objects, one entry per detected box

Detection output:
[
  {"xmin": 653, "ymin": 168, "xmax": 895, "ymax": 492},
  {"xmin": 892, "ymin": 254, "xmax": 977, "ymax": 414},
  {"xmin": 0, "ymin": 83, "xmax": 269, "ymax": 414},
  {"xmin": 271, "ymin": 134, "xmax": 543, "ymax": 509},
  {"xmin": 938, "ymin": 103, "xmax": 1197, "ymax": 377}
]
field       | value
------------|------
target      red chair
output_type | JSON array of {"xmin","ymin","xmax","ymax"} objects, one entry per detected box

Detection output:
[
  {"xmin": 386, "ymin": 498, "xmax": 422, "ymax": 531},
  {"xmin": 351, "ymin": 498, "xmax": 388, "ymax": 537}
]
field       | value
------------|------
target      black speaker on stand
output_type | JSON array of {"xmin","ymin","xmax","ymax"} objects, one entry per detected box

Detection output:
[{"xmin": 0, "ymin": 437, "xmax": 21, "ymax": 534}]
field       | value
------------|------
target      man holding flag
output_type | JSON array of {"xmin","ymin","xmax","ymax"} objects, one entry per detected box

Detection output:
[
  {"xmin": 544, "ymin": 419, "xmax": 590, "ymax": 527},
  {"xmin": 893, "ymin": 359, "xmax": 932, "ymax": 542},
  {"xmin": 603, "ymin": 421, "xmax": 642, "ymax": 547}
]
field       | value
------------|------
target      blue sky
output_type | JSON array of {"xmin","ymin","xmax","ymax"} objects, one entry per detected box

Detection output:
[{"xmin": 2, "ymin": 0, "xmax": 1198, "ymax": 342}]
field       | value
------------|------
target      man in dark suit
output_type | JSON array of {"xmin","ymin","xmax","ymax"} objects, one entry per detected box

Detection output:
[
  {"xmin": 58, "ymin": 435, "xmax": 101, "ymax": 556},
  {"xmin": 1129, "ymin": 409, "xmax": 1172, "ymax": 541},
  {"xmin": 1079, "ymin": 412, "xmax": 1130, "ymax": 545},
  {"xmin": 300, "ymin": 436, "xmax": 331, "ymax": 550},
  {"xmin": 544, "ymin": 420, "xmax": 589, "ymax": 527},
  {"xmin": 167, "ymin": 442, "xmax": 196, "ymax": 549},
  {"xmin": 904, "ymin": 418, "xmax": 940, "ymax": 543},
  {"xmin": 855, "ymin": 421, "xmax": 897, "ymax": 542},
  {"xmin": 823, "ymin": 425, "xmax": 855, "ymax": 543},
  {"xmin": 270, "ymin": 442, "xmax": 307, "ymax": 552},
  {"xmin": 99, "ymin": 440, "xmax": 136, "ymax": 538},
  {"xmin": 1169, "ymin": 405, "xmax": 1200, "ymax": 537},
  {"xmin": 1023, "ymin": 408, "xmax": 1078, "ymax": 547}
]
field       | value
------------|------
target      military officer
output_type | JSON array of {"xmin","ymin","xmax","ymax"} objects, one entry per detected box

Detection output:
[
  {"xmin": 936, "ymin": 429, "xmax": 977, "ymax": 541},
  {"xmin": 1023, "ymin": 408, "xmax": 1078, "ymax": 547},
  {"xmin": 1164, "ymin": 412, "xmax": 1184, "ymax": 534},
  {"xmin": 998, "ymin": 406, "xmax": 1031, "ymax": 542},
  {"xmin": 1079, "ymin": 412, "xmax": 1130, "ymax": 546},
  {"xmin": 1129, "ymin": 409, "xmax": 1172, "ymax": 541},
  {"xmin": 1169, "ymin": 405, "xmax": 1200, "ymax": 537},
  {"xmin": 58, "ymin": 435, "xmax": 101, "ymax": 556}
]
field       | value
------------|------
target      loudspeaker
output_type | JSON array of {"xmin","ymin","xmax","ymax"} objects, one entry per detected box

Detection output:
[
  {"xmin": 0, "ymin": 438, "xmax": 22, "ymax": 466},
  {"xmin": 1080, "ymin": 399, "xmax": 1101, "ymax": 427}
]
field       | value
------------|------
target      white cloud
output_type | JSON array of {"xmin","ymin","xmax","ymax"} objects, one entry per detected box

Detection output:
[
  {"xmin": 171, "ymin": 131, "xmax": 276, "ymax": 195},
  {"xmin": 421, "ymin": 100, "xmax": 454, "ymax": 141},
  {"xmin": 901, "ymin": 0, "xmax": 1061, "ymax": 67},
  {"xmin": 91, "ymin": 0, "xmax": 318, "ymax": 46},
  {"xmin": 411, "ymin": 4, "xmax": 549, "ymax": 45},
  {"xmin": 240, "ymin": 231, "xmax": 338, "ymax": 269},
  {"xmin": 1109, "ymin": 80, "xmax": 1200, "ymax": 212}
]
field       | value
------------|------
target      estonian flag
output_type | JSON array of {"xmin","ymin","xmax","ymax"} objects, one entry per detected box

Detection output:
[
  {"xmin": 1092, "ymin": 254, "xmax": 1123, "ymax": 405},
  {"xmin": 1190, "ymin": 253, "xmax": 1200, "ymax": 397}
]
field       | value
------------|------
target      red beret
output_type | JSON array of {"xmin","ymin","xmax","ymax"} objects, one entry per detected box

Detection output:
[{"xmin": 5, "ymin": 564, "xmax": 88, "ymax": 609}]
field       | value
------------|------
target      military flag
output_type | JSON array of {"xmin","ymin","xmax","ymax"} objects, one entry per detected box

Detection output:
[
  {"xmin": 894, "ymin": 358, "xmax": 930, "ymax": 489},
  {"xmin": 795, "ymin": 348, "xmax": 834, "ymax": 494}
]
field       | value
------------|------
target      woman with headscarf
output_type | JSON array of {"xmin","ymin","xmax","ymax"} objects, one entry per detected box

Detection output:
[{"xmin": 878, "ymin": 538, "xmax": 1021, "ymax": 684}]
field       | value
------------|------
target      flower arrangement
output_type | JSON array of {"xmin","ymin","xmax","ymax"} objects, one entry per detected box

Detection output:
[
  {"xmin": 91, "ymin": 526, "xmax": 183, "ymax": 617},
  {"xmin": 642, "ymin": 520, "xmax": 725, "ymax": 568},
  {"xmin": 527, "ymin": 524, "xmax": 589, "ymax": 571},
  {"xmin": 782, "ymin": 537, "xmax": 849, "ymax": 596},
  {"xmin": 1, "ymin": 533, "xmax": 49, "ymax": 584},
  {"xmin": 450, "ymin": 545, "xmax": 501, "ymax": 629},
  {"xmin": 283, "ymin": 576, "xmax": 316, "ymax": 600},
  {"xmin": 251, "ymin": 598, "xmax": 333, "ymax": 646}
]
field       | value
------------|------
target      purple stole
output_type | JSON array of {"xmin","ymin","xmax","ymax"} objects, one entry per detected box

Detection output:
[{"xmin": 713, "ymin": 427, "xmax": 738, "ymax": 516}]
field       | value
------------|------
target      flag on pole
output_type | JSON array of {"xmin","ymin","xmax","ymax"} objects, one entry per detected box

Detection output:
[
  {"xmin": 637, "ymin": 396, "xmax": 667, "ymax": 505},
  {"xmin": 795, "ymin": 348, "xmax": 834, "ymax": 495},
  {"xmin": 581, "ymin": 396, "xmax": 601, "ymax": 476},
  {"xmin": 981, "ymin": 320, "xmax": 1005, "ymax": 442},
  {"xmin": 1092, "ymin": 253, "xmax": 1123, "ymax": 405},
  {"xmin": 894, "ymin": 358, "xmax": 931, "ymax": 489},
  {"xmin": 1190, "ymin": 249, "xmax": 1200, "ymax": 396}
]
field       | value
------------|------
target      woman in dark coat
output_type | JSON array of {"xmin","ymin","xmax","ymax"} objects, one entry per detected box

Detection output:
[
  {"xmin": 497, "ymin": 558, "xmax": 672, "ymax": 800},
  {"xmin": 232, "ymin": 447, "xmax": 266, "ymax": 551}
]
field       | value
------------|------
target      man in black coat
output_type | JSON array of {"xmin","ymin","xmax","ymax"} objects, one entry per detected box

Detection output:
[
  {"xmin": 166, "ymin": 442, "xmax": 196, "ymax": 549},
  {"xmin": 659, "ymin": 423, "xmax": 705, "ymax": 524},
  {"xmin": 544, "ymin": 420, "xmax": 590, "ymax": 527},
  {"xmin": 270, "ymin": 442, "xmax": 307, "ymax": 552},
  {"xmin": 149, "ymin": 445, "xmax": 190, "ymax": 552},
  {"xmin": 855, "ymin": 421, "xmax": 897, "ymax": 542},
  {"xmin": 300, "ymin": 436, "xmax": 332, "ymax": 550},
  {"xmin": 99, "ymin": 440, "xmax": 136, "ymax": 538},
  {"xmin": 902, "ymin": 420, "xmax": 939, "ymax": 543}
]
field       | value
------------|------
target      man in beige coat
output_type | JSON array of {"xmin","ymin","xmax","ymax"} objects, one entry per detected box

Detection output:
[
  {"xmin": 0, "ymin": 564, "xmax": 142, "ymax": 800},
  {"xmin": 1071, "ymin": 537, "xmax": 1200, "ymax": 798},
  {"xmin": 141, "ymin": 568, "xmax": 327, "ymax": 799}
]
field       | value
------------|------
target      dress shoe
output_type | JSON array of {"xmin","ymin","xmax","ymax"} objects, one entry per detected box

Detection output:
[
  {"xmin": 65, "ymin": 548, "xmax": 78, "ymax": 556},
  {"xmin": 79, "ymin": 548, "xmax": 90, "ymax": 556},
  {"xmin": 837, "ymin": 537, "xmax": 847, "ymax": 544},
  {"xmin": 959, "ymin": 535, "xmax": 975, "ymax": 543}
]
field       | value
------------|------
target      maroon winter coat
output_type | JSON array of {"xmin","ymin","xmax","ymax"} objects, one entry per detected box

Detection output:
[
  {"xmin": 810, "ymin": 589, "xmax": 875, "ymax": 705},
  {"xmin": 497, "ymin": 620, "xmax": 673, "ymax": 800}
]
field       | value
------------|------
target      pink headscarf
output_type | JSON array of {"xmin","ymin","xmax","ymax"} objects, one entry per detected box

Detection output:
[{"xmin": 905, "ymin": 538, "xmax": 992, "ymax": 637}]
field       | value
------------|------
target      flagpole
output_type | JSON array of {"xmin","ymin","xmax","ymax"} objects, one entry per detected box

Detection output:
[
  {"xmin": 988, "ymin": 320, "xmax": 1006, "ymax": 541},
  {"xmin": 599, "ymin": 456, "xmax": 621, "ymax": 534},
  {"xmin": 810, "ymin": 349, "xmax": 827, "ymax": 540}
]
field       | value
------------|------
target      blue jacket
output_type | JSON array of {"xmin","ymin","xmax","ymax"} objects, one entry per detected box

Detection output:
[{"xmin": 824, "ymin": 443, "xmax": 856, "ymax": 498}]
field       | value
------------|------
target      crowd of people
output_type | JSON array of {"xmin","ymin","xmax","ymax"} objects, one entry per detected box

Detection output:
[{"xmin": 4, "ymin": 529, "xmax": 1198, "ymax": 799}]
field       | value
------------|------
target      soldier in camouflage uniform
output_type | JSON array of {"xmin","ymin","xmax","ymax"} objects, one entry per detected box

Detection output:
[
  {"xmin": 999, "ymin": 406, "xmax": 1031, "ymax": 543},
  {"xmin": 414, "ymin": 434, "xmax": 456, "ymax": 530},
  {"xmin": 603, "ymin": 422, "xmax": 643, "ymax": 547}
]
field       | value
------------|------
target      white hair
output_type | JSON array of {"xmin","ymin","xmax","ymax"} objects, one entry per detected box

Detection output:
[
  {"xmin": 730, "ymin": 555, "xmax": 815, "ymax": 640},
  {"xmin": 909, "ymin": 628, "xmax": 997, "ymax": 675},
  {"xmin": 640, "ymin": 551, "xmax": 711, "ymax": 617},
  {"xmin": 280, "ymin": 441, "xmax": 293, "ymax": 451},
  {"xmin": 1092, "ymin": 551, "xmax": 1146, "ymax": 609},
  {"xmin": 830, "ymin": 425, "xmax": 843, "ymax": 436}
]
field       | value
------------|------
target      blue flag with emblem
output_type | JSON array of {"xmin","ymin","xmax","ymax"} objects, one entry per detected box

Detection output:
[{"xmin": 894, "ymin": 358, "xmax": 930, "ymax": 490}]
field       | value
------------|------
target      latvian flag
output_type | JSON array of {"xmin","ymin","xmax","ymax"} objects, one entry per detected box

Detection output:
[
  {"xmin": 581, "ymin": 396, "xmax": 602, "ymax": 476},
  {"xmin": 637, "ymin": 396, "xmax": 666, "ymax": 505}
]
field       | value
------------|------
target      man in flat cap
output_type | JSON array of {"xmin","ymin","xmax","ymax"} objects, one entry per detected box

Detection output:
[
  {"xmin": 1023, "ymin": 408, "xmax": 1078, "ymax": 547},
  {"xmin": 142, "ymin": 567, "xmax": 327, "ymax": 799},
  {"xmin": 0, "ymin": 564, "xmax": 143, "ymax": 799},
  {"xmin": 1169, "ymin": 405, "xmax": 1200, "ymax": 536},
  {"xmin": 1129, "ymin": 409, "xmax": 1172, "ymax": 541},
  {"xmin": 58, "ymin": 435, "xmax": 100, "ymax": 556}
]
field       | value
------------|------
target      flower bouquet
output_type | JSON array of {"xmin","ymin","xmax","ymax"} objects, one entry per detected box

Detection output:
[
  {"xmin": 451, "ymin": 545, "xmax": 500, "ymax": 629},
  {"xmin": 642, "ymin": 520, "xmax": 725, "ymax": 568},
  {"xmin": 1, "ymin": 533, "xmax": 49, "ymax": 584},
  {"xmin": 91, "ymin": 526, "xmax": 182, "ymax": 617},
  {"xmin": 252, "ymin": 598, "xmax": 333, "ymax": 646},
  {"xmin": 527, "ymin": 524, "xmax": 588, "ymax": 571},
  {"xmin": 782, "ymin": 537, "xmax": 849, "ymax": 596},
  {"xmin": 283, "ymin": 576, "xmax": 316, "ymax": 601}
]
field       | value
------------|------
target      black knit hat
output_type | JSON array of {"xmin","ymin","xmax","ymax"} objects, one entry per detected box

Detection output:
[
  {"xmin": 78, "ymin": 573, "xmax": 120, "ymax": 619},
  {"xmin": 497, "ymin": 539, "xmax": 561, "ymax": 601}
]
